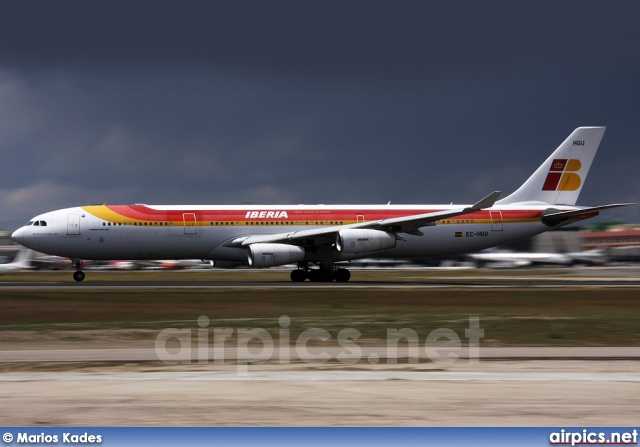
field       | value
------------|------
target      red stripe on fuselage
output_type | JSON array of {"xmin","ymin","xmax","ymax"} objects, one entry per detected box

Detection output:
[{"xmin": 103, "ymin": 206, "xmax": 545, "ymax": 223}]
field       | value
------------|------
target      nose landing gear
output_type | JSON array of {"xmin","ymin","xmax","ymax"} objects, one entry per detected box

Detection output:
[{"xmin": 71, "ymin": 258, "xmax": 85, "ymax": 282}]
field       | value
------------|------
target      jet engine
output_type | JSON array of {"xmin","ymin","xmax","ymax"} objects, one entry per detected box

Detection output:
[
  {"xmin": 247, "ymin": 243, "xmax": 305, "ymax": 268},
  {"xmin": 335, "ymin": 229, "xmax": 396, "ymax": 254}
]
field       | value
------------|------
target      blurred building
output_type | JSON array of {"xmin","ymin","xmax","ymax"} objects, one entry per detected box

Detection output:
[
  {"xmin": 580, "ymin": 224, "xmax": 640, "ymax": 261},
  {"xmin": 0, "ymin": 231, "xmax": 19, "ymax": 264},
  {"xmin": 531, "ymin": 228, "xmax": 583, "ymax": 253},
  {"xmin": 581, "ymin": 224, "xmax": 640, "ymax": 249},
  {"xmin": 0, "ymin": 231, "xmax": 14, "ymax": 247}
]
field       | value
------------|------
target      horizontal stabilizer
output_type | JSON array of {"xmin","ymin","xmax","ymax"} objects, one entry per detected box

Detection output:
[{"xmin": 541, "ymin": 203, "xmax": 637, "ymax": 226}]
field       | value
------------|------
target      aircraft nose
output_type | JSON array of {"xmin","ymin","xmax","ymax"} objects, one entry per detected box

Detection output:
[{"xmin": 11, "ymin": 227, "xmax": 26, "ymax": 245}]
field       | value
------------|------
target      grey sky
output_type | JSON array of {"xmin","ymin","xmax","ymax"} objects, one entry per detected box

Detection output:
[{"xmin": 1, "ymin": 1, "xmax": 639, "ymax": 230}]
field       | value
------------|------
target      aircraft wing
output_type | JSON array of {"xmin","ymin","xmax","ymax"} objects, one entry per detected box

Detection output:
[
  {"xmin": 541, "ymin": 203, "xmax": 637, "ymax": 225},
  {"xmin": 234, "ymin": 191, "xmax": 501, "ymax": 247}
]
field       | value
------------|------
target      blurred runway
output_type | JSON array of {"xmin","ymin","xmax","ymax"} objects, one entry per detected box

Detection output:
[
  {"xmin": 1, "ymin": 266, "xmax": 638, "ymax": 425},
  {"xmin": 1, "ymin": 347, "xmax": 640, "ymax": 363},
  {"xmin": 0, "ymin": 358, "xmax": 638, "ymax": 426}
]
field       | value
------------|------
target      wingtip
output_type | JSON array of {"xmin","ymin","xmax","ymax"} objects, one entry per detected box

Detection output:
[{"xmin": 471, "ymin": 191, "xmax": 501, "ymax": 210}]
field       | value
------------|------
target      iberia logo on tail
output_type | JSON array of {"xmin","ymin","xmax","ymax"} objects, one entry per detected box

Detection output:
[{"xmin": 542, "ymin": 158, "xmax": 582, "ymax": 191}]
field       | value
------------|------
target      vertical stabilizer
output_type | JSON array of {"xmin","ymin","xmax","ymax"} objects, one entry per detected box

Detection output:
[{"xmin": 497, "ymin": 127, "xmax": 605, "ymax": 206}]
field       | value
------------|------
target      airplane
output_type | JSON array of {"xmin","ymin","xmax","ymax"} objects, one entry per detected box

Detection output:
[
  {"xmin": 467, "ymin": 249, "xmax": 573, "ymax": 268},
  {"xmin": 11, "ymin": 126, "xmax": 635, "ymax": 282},
  {"xmin": 0, "ymin": 247, "xmax": 34, "ymax": 273},
  {"xmin": 466, "ymin": 247, "xmax": 608, "ymax": 268}
]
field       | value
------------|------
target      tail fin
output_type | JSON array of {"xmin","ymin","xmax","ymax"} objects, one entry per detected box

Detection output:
[{"xmin": 497, "ymin": 127, "xmax": 606, "ymax": 206}]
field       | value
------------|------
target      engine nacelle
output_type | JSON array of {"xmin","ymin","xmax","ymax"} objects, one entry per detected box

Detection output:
[
  {"xmin": 247, "ymin": 243, "xmax": 305, "ymax": 268},
  {"xmin": 335, "ymin": 229, "xmax": 396, "ymax": 254}
]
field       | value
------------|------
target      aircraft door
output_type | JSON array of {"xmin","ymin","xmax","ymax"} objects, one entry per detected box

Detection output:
[
  {"xmin": 490, "ymin": 211, "xmax": 503, "ymax": 231},
  {"xmin": 183, "ymin": 213, "xmax": 197, "ymax": 234},
  {"xmin": 67, "ymin": 214, "xmax": 81, "ymax": 235}
]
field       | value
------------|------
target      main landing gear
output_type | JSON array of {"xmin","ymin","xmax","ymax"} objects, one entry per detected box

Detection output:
[
  {"xmin": 290, "ymin": 267, "xmax": 351, "ymax": 282},
  {"xmin": 71, "ymin": 258, "xmax": 85, "ymax": 282}
]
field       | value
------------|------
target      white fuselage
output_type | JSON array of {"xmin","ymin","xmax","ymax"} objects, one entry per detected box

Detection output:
[{"xmin": 11, "ymin": 203, "xmax": 564, "ymax": 264}]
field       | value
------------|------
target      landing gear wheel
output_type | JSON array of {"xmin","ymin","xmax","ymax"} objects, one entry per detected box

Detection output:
[
  {"xmin": 334, "ymin": 268, "xmax": 351, "ymax": 282},
  {"xmin": 290, "ymin": 269, "xmax": 306, "ymax": 282},
  {"xmin": 73, "ymin": 270, "xmax": 85, "ymax": 282}
]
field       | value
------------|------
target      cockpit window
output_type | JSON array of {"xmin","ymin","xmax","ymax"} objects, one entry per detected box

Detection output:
[
  {"xmin": 33, "ymin": 221, "xmax": 40, "ymax": 226},
  {"xmin": 26, "ymin": 221, "xmax": 34, "ymax": 226},
  {"xmin": 39, "ymin": 221, "xmax": 47, "ymax": 226}
]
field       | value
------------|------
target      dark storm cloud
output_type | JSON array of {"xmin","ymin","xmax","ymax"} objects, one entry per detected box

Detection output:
[{"xmin": 1, "ymin": 1, "xmax": 639, "ymax": 229}]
